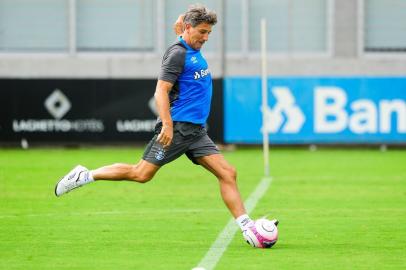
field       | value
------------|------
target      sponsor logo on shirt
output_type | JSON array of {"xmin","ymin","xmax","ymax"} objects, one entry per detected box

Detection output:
[{"xmin": 194, "ymin": 68, "xmax": 210, "ymax": 80}]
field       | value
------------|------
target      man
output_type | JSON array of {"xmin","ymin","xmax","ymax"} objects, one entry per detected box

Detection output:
[{"xmin": 55, "ymin": 4, "xmax": 270, "ymax": 243}]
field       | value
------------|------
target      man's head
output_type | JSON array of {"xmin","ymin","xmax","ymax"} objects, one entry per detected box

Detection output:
[{"xmin": 182, "ymin": 4, "xmax": 217, "ymax": 50}]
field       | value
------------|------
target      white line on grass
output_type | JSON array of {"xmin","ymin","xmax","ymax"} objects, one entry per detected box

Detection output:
[
  {"xmin": 193, "ymin": 177, "xmax": 273, "ymax": 270},
  {"xmin": 0, "ymin": 208, "xmax": 225, "ymax": 219}
]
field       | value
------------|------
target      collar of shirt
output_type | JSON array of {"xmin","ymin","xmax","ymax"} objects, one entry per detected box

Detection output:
[{"xmin": 178, "ymin": 36, "xmax": 199, "ymax": 52}]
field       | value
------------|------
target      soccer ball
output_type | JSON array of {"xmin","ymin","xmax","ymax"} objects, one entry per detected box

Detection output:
[{"xmin": 243, "ymin": 218, "xmax": 278, "ymax": 248}]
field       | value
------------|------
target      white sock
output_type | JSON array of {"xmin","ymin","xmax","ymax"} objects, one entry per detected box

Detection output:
[
  {"xmin": 78, "ymin": 170, "xmax": 94, "ymax": 185},
  {"xmin": 87, "ymin": 170, "xmax": 94, "ymax": 181},
  {"xmin": 236, "ymin": 214, "xmax": 254, "ymax": 231}
]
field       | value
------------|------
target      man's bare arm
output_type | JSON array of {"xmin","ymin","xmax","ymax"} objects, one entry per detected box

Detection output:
[{"xmin": 154, "ymin": 80, "xmax": 174, "ymax": 148}]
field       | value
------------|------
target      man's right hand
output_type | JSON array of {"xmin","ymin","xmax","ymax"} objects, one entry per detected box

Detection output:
[
  {"xmin": 156, "ymin": 124, "xmax": 173, "ymax": 148},
  {"xmin": 173, "ymin": 14, "xmax": 185, "ymax": 35}
]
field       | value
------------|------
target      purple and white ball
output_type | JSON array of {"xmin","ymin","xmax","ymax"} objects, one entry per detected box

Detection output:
[{"xmin": 243, "ymin": 218, "xmax": 278, "ymax": 248}]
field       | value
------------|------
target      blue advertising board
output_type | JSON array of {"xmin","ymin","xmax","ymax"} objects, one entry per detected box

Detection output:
[{"xmin": 224, "ymin": 77, "xmax": 406, "ymax": 144}]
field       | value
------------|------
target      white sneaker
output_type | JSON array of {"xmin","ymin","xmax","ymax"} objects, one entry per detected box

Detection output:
[{"xmin": 55, "ymin": 165, "xmax": 89, "ymax": 196}]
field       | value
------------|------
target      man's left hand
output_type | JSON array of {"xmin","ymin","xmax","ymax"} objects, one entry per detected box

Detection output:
[{"xmin": 157, "ymin": 124, "xmax": 173, "ymax": 148}]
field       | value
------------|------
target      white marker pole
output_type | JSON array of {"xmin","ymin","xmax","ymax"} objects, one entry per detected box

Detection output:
[{"xmin": 261, "ymin": 18, "xmax": 270, "ymax": 177}]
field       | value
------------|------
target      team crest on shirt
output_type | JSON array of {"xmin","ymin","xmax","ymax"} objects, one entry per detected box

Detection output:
[{"xmin": 190, "ymin": 56, "xmax": 198, "ymax": 64}]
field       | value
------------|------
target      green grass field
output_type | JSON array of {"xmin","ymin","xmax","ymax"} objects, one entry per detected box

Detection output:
[{"xmin": 0, "ymin": 147, "xmax": 405, "ymax": 270}]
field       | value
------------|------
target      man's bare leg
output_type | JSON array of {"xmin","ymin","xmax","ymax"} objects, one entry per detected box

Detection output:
[
  {"xmin": 196, "ymin": 154, "xmax": 246, "ymax": 219},
  {"xmin": 55, "ymin": 160, "xmax": 160, "ymax": 196},
  {"xmin": 92, "ymin": 160, "xmax": 160, "ymax": 183}
]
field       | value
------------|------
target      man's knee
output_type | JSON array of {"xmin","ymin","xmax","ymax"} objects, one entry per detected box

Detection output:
[
  {"xmin": 128, "ymin": 166, "xmax": 155, "ymax": 183},
  {"xmin": 228, "ymin": 165, "xmax": 237, "ymax": 180},
  {"xmin": 220, "ymin": 165, "xmax": 237, "ymax": 183},
  {"xmin": 137, "ymin": 172, "xmax": 154, "ymax": 183}
]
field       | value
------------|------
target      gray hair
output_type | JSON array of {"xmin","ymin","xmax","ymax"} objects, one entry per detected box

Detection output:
[{"xmin": 183, "ymin": 4, "xmax": 217, "ymax": 27}]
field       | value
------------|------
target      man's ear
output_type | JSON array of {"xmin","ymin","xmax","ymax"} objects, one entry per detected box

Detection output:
[{"xmin": 184, "ymin": 23, "xmax": 192, "ymax": 31}]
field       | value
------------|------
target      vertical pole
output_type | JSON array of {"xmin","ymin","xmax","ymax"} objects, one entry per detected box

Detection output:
[
  {"xmin": 156, "ymin": 0, "xmax": 165, "ymax": 54},
  {"xmin": 241, "ymin": 0, "xmax": 249, "ymax": 55},
  {"xmin": 68, "ymin": 0, "xmax": 76, "ymax": 56},
  {"xmin": 261, "ymin": 18, "xmax": 269, "ymax": 177},
  {"xmin": 219, "ymin": 0, "xmax": 226, "ymax": 77}
]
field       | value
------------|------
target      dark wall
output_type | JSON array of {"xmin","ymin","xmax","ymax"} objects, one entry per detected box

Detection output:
[{"xmin": 0, "ymin": 79, "xmax": 223, "ymax": 145}]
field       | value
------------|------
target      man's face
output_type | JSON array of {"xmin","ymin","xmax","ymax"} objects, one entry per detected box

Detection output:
[{"xmin": 185, "ymin": 22, "xmax": 212, "ymax": 50}]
